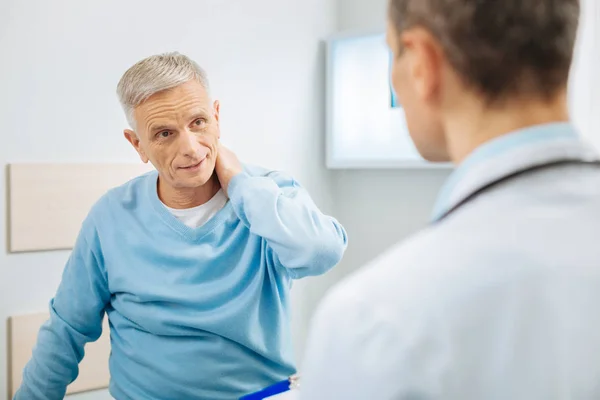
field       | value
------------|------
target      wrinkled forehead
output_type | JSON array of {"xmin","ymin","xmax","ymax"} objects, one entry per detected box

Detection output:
[{"xmin": 134, "ymin": 81, "xmax": 213, "ymax": 129}]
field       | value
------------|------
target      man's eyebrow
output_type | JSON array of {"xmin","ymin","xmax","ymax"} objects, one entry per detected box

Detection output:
[
  {"xmin": 148, "ymin": 123, "xmax": 174, "ymax": 133},
  {"xmin": 191, "ymin": 109, "xmax": 210, "ymax": 117}
]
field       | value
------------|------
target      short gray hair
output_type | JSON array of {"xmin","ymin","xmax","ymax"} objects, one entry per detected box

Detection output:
[
  {"xmin": 388, "ymin": 0, "xmax": 580, "ymax": 103},
  {"xmin": 116, "ymin": 52, "xmax": 210, "ymax": 129}
]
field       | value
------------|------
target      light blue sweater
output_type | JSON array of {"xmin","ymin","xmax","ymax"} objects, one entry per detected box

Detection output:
[{"xmin": 14, "ymin": 165, "xmax": 347, "ymax": 400}]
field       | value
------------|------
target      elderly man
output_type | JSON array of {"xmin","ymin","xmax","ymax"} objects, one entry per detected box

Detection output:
[
  {"xmin": 301, "ymin": 0, "xmax": 600, "ymax": 399},
  {"xmin": 15, "ymin": 52, "xmax": 347, "ymax": 400}
]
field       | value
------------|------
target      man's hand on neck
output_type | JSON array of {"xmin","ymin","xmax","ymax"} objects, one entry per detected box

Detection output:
[{"xmin": 215, "ymin": 144, "xmax": 243, "ymax": 197}]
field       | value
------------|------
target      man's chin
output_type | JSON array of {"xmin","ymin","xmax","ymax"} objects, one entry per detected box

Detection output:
[
  {"xmin": 176, "ymin": 171, "xmax": 216, "ymax": 188},
  {"xmin": 181, "ymin": 178, "xmax": 210, "ymax": 189}
]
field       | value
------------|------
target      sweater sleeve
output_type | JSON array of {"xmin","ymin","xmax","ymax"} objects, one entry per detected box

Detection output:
[
  {"xmin": 227, "ymin": 169, "xmax": 348, "ymax": 279},
  {"xmin": 13, "ymin": 219, "xmax": 111, "ymax": 400}
]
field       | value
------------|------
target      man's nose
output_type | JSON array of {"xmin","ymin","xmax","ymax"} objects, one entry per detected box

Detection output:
[{"xmin": 178, "ymin": 130, "xmax": 202, "ymax": 157}]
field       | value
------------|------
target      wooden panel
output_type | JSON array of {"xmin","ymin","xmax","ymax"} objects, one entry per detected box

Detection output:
[
  {"xmin": 8, "ymin": 312, "xmax": 111, "ymax": 397},
  {"xmin": 7, "ymin": 163, "xmax": 154, "ymax": 252}
]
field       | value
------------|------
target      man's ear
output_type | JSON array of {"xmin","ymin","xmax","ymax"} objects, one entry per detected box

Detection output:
[
  {"xmin": 213, "ymin": 99, "xmax": 221, "ymax": 138},
  {"xmin": 124, "ymin": 129, "xmax": 149, "ymax": 163}
]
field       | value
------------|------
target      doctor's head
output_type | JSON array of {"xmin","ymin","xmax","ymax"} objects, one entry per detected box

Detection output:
[
  {"xmin": 117, "ymin": 52, "xmax": 220, "ymax": 190},
  {"xmin": 386, "ymin": 0, "xmax": 580, "ymax": 162}
]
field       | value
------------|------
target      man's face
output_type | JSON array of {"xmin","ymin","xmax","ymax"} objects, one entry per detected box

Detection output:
[
  {"xmin": 386, "ymin": 21, "xmax": 449, "ymax": 162},
  {"xmin": 125, "ymin": 80, "xmax": 220, "ymax": 189}
]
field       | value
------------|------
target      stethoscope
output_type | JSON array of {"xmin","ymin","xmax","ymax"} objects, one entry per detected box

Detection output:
[{"xmin": 434, "ymin": 158, "xmax": 600, "ymax": 223}]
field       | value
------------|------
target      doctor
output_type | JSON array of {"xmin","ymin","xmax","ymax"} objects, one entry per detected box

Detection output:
[{"xmin": 301, "ymin": 0, "xmax": 600, "ymax": 399}]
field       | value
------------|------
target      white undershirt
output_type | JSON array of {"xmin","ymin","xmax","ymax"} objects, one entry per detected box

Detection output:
[{"xmin": 163, "ymin": 189, "xmax": 228, "ymax": 228}]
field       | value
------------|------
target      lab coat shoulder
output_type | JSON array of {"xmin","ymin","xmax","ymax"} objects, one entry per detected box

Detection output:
[
  {"xmin": 301, "ymin": 227, "xmax": 463, "ymax": 399},
  {"xmin": 319, "ymin": 222, "xmax": 475, "ymax": 309},
  {"xmin": 301, "ymin": 216, "xmax": 548, "ymax": 399}
]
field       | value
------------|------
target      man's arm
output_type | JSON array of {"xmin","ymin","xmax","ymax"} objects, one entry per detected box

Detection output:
[
  {"xmin": 14, "ymin": 219, "xmax": 110, "ymax": 400},
  {"xmin": 225, "ymin": 167, "xmax": 348, "ymax": 278},
  {"xmin": 215, "ymin": 144, "xmax": 347, "ymax": 278}
]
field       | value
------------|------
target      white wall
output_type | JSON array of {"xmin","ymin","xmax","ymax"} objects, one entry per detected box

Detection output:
[
  {"xmin": 569, "ymin": 0, "xmax": 600, "ymax": 147},
  {"xmin": 331, "ymin": 0, "xmax": 451, "ymax": 281},
  {"xmin": 0, "ymin": 1, "xmax": 336, "ymax": 399},
  {"xmin": 337, "ymin": 0, "xmax": 388, "ymax": 34}
]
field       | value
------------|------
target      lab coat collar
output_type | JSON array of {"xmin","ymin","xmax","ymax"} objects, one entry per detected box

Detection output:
[{"xmin": 431, "ymin": 122, "xmax": 600, "ymax": 222}]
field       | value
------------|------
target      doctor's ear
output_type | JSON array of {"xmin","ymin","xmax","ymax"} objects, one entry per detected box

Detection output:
[
  {"xmin": 124, "ymin": 129, "xmax": 149, "ymax": 163},
  {"xmin": 402, "ymin": 27, "xmax": 444, "ymax": 102}
]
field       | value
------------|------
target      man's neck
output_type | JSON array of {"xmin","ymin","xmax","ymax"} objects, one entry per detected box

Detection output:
[
  {"xmin": 158, "ymin": 173, "xmax": 221, "ymax": 209},
  {"xmin": 444, "ymin": 92, "xmax": 570, "ymax": 164}
]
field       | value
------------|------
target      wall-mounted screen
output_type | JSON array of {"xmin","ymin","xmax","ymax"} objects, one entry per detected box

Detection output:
[{"xmin": 325, "ymin": 32, "xmax": 450, "ymax": 169}]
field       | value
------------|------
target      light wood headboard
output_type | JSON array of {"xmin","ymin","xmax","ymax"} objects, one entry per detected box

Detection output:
[
  {"xmin": 7, "ymin": 162, "xmax": 154, "ymax": 252},
  {"xmin": 7, "ymin": 312, "xmax": 111, "ymax": 398}
]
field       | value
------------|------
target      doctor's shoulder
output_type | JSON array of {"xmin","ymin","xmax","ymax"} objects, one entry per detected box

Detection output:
[
  {"xmin": 302, "ymin": 229, "xmax": 464, "ymax": 378},
  {"xmin": 314, "ymin": 224, "xmax": 488, "ymax": 320}
]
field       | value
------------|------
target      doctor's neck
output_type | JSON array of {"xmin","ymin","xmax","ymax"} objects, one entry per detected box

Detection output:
[{"xmin": 443, "ymin": 89, "xmax": 570, "ymax": 164}]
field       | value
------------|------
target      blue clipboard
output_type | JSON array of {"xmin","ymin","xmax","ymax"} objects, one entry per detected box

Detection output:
[{"xmin": 239, "ymin": 375, "xmax": 299, "ymax": 400}]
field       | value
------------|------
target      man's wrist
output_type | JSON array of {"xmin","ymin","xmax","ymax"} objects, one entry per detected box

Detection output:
[{"xmin": 224, "ymin": 169, "xmax": 247, "ymax": 197}]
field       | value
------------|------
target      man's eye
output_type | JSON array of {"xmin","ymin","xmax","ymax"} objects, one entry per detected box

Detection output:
[
  {"xmin": 194, "ymin": 119, "xmax": 206, "ymax": 126},
  {"xmin": 159, "ymin": 131, "xmax": 171, "ymax": 138}
]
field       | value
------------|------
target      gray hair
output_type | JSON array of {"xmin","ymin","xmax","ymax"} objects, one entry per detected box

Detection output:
[
  {"xmin": 388, "ymin": 0, "xmax": 579, "ymax": 103},
  {"xmin": 116, "ymin": 52, "xmax": 210, "ymax": 129}
]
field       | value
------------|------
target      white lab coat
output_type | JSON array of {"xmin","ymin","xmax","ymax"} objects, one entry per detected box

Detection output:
[{"xmin": 300, "ymin": 123, "xmax": 600, "ymax": 400}]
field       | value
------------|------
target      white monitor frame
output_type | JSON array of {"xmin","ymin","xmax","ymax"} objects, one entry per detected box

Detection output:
[{"xmin": 324, "ymin": 30, "xmax": 452, "ymax": 170}]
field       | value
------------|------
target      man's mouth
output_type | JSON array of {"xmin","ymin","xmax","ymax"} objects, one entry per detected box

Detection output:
[{"xmin": 180, "ymin": 158, "xmax": 205, "ymax": 170}]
